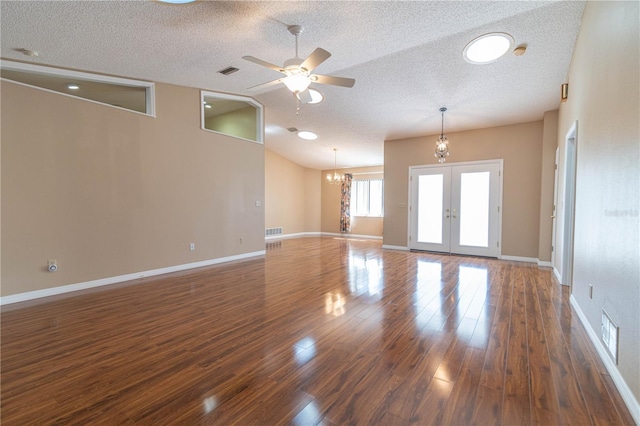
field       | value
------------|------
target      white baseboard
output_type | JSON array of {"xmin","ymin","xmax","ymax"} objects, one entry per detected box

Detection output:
[
  {"xmin": 570, "ymin": 295, "xmax": 640, "ymax": 424},
  {"xmin": 265, "ymin": 232, "xmax": 382, "ymax": 241},
  {"xmin": 0, "ymin": 250, "xmax": 266, "ymax": 306},
  {"xmin": 265, "ymin": 232, "xmax": 321, "ymax": 240},
  {"xmin": 537, "ymin": 260, "xmax": 553, "ymax": 267},
  {"xmin": 382, "ymin": 245, "xmax": 409, "ymax": 251},
  {"xmin": 322, "ymin": 232, "xmax": 383, "ymax": 240},
  {"xmin": 499, "ymin": 255, "xmax": 538, "ymax": 263},
  {"xmin": 553, "ymin": 267, "xmax": 562, "ymax": 284}
]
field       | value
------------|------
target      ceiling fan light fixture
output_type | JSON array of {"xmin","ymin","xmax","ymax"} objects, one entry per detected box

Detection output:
[
  {"xmin": 297, "ymin": 130, "xmax": 318, "ymax": 140},
  {"xmin": 463, "ymin": 32, "xmax": 514, "ymax": 64},
  {"xmin": 297, "ymin": 88, "xmax": 324, "ymax": 104},
  {"xmin": 283, "ymin": 74, "xmax": 311, "ymax": 93}
]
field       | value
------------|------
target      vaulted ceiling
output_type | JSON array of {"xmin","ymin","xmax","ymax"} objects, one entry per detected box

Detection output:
[{"xmin": 1, "ymin": 1, "xmax": 585, "ymax": 170}]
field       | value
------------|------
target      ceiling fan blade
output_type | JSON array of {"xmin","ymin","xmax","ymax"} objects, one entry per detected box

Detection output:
[
  {"xmin": 310, "ymin": 74, "xmax": 356, "ymax": 88},
  {"xmin": 242, "ymin": 56, "xmax": 284, "ymax": 73},
  {"xmin": 296, "ymin": 89, "xmax": 313, "ymax": 104},
  {"xmin": 247, "ymin": 77, "xmax": 285, "ymax": 90},
  {"xmin": 300, "ymin": 48, "xmax": 331, "ymax": 72}
]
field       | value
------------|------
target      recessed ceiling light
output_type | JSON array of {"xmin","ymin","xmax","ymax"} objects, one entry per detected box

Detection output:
[
  {"xmin": 463, "ymin": 33, "xmax": 514, "ymax": 64},
  {"xmin": 67, "ymin": 84, "xmax": 79, "ymax": 90},
  {"xmin": 297, "ymin": 130, "xmax": 318, "ymax": 140},
  {"xmin": 296, "ymin": 89, "xmax": 324, "ymax": 104}
]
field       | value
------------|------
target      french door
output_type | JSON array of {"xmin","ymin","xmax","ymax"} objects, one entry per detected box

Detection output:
[{"xmin": 409, "ymin": 161, "xmax": 502, "ymax": 257}]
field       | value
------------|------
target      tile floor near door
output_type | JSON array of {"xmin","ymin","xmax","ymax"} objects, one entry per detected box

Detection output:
[{"xmin": 1, "ymin": 237, "xmax": 634, "ymax": 425}]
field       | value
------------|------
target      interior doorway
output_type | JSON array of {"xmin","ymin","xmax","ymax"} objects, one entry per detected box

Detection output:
[
  {"xmin": 555, "ymin": 122, "xmax": 578, "ymax": 287},
  {"xmin": 409, "ymin": 160, "xmax": 502, "ymax": 257}
]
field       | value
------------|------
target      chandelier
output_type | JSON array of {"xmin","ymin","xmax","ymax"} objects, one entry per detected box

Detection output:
[
  {"xmin": 326, "ymin": 148, "xmax": 345, "ymax": 185},
  {"xmin": 435, "ymin": 107, "xmax": 450, "ymax": 163}
]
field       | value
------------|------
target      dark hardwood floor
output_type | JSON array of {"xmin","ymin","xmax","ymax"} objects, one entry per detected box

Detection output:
[{"xmin": 1, "ymin": 237, "xmax": 634, "ymax": 425}]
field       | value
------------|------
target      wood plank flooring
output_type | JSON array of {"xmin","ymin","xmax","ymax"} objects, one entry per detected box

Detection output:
[{"xmin": 1, "ymin": 237, "xmax": 635, "ymax": 425}]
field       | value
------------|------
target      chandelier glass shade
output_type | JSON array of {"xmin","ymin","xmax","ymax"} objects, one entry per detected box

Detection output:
[
  {"xmin": 327, "ymin": 149, "xmax": 345, "ymax": 185},
  {"xmin": 434, "ymin": 107, "xmax": 450, "ymax": 163}
]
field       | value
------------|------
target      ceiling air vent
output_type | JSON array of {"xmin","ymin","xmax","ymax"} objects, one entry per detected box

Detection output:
[
  {"xmin": 217, "ymin": 66, "xmax": 239, "ymax": 75},
  {"xmin": 287, "ymin": 127, "xmax": 299, "ymax": 133}
]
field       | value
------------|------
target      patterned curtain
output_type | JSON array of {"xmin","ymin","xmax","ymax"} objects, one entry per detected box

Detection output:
[{"xmin": 340, "ymin": 173, "xmax": 353, "ymax": 233}]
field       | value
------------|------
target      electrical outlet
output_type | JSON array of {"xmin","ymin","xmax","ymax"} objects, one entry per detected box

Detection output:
[
  {"xmin": 190, "ymin": 243, "xmax": 195, "ymax": 251},
  {"xmin": 240, "ymin": 237, "xmax": 245, "ymax": 244}
]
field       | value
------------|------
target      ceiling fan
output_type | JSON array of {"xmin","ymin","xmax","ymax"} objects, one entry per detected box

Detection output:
[{"xmin": 242, "ymin": 25, "xmax": 355, "ymax": 103}]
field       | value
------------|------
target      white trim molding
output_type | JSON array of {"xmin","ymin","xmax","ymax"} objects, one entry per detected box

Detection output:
[
  {"xmin": 553, "ymin": 267, "xmax": 562, "ymax": 284},
  {"xmin": 382, "ymin": 245, "xmax": 410, "ymax": 251},
  {"xmin": 499, "ymin": 255, "xmax": 538, "ymax": 263},
  {"xmin": 265, "ymin": 232, "xmax": 322, "ymax": 241},
  {"xmin": 265, "ymin": 232, "xmax": 384, "ymax": 241},
  {"xmin": 322, "ymin": 232, "xmax": 383, "ymax": 240},
  {"xmin": 537, "ymin": 260, "xmax": 553, "ymax": 267},
  {"xmin": 0, "ymin": 251, "xmax": 265, "ymax": 306},
  {"xmin": 570, "ymin": 296, "xmax": 640, "ymax": 424}
]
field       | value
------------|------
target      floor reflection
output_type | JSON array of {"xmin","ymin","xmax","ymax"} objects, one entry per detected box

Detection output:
[
  {"xmin": 415, "ymin": 260, "xmax": 443, "ymax": 329},
  {"xmin": 325, "ymin": 292, "xmax": 346, "ymax": 316},
  {"xmin": 294, "ymin": 337, "xmax": 316, "ymax": 365},
  {"xmin": 458, "ymin": 264, "xmax": 488, "ymax": 318},
  {"xmin": 202, "ymin": 396, "xmax": 218, "ymax": 414},
  {"xmin": 292, "ymin": 400, "xmax": 321, "ymax": 426},
  {"xmin": 412, "ymin": 259, "xmax": 491, "ymax": 341},
  {"xmin": 348, "ymin": 248, "xmax": 383, "ymax": 297}
]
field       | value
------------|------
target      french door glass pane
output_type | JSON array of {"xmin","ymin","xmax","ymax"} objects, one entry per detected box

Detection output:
[
  {"xmin": 459, "ymin": 171, "xmax": 490, "ymax": 247},
  {"xmin": 418, "ymin": 174, "xmax": 443, "ymax": 244}
]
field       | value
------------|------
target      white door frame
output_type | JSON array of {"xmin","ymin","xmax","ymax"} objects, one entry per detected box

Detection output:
[
  {"xmin": 555, "ymin": 121, "xmax": 578, "ymax": 287},
  {"xmin": 408, "ymin": 159, "xmax": 503, "ymax": 257},
  {"xmin": 551, "ymin": 147, "xmax": 559, "ymax": 273}
]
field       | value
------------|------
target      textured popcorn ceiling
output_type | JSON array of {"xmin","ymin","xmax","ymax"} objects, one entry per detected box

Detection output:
[{"xmin": 1, "ymin": 1, "xmax": 585, "ymax": 170}]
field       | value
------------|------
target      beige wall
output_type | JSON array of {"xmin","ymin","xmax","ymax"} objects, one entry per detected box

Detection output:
[
  {"xmin": 538, "ymin": 110, "xmax": 558, "ymax": 262},
  {"xmin": 304, "ymin": 168, "xmax": 322, "ymax": 233},
  {"xmin": 1, "ymin": 81, "xmax": 265, "ymax": 297},
  {"xmin": 558, "ymin": 1, "xmax": 639, "ymax": 402},
  {"xmin": 265, "ymin": 149, "xmax": 320, "ymax": 235},
  {"xmin": 321, "ymin": 166, "xmax": 384, "ymax": 236},
  {"xmin": 384, "ymin": 121, "xmax": 544, "ymax": 257}
]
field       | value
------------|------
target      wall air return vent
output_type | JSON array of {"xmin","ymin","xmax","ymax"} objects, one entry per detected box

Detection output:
[{"xmin": 265, "ymin": 227, "xmax": 283, "ymax": 237}]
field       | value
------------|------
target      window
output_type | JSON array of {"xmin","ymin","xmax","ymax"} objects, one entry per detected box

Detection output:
[
  {"xmin": 352, "ymin": 179, "xmax": 384, "ymax": 217},
  {"xmin": 201, "ymin": 91, "xmax": 263, "ymax": 144},
  {"xmin": 1, "ymin": 60, "xmax": 155, "ymax": 116}
]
